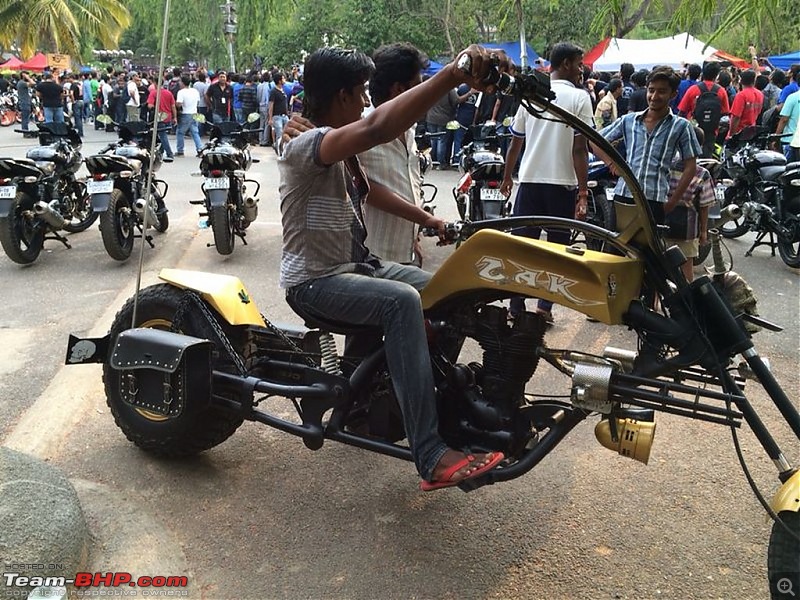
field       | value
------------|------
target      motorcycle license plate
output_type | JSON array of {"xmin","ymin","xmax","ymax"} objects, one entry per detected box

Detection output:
[
  {"xmin": 714, "ymin": 186, "xmax": 727, "ymax": 201},
  {"xmin": 205, "ymin": 177, "xmax": 229, "ymax": 190},
  {"xmin": 86, "ymin": 180, "xmax": 114, "ymax": 194},
  {"xmin": 480, "ymin": 188, "xmax": 504, "ymax": 201},
  {"xmin": 0, "ymin": 185, "xmax": 17, "ymax": 199}
]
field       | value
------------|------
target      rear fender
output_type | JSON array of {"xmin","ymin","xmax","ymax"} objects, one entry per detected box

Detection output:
[
  {"xmin": 158, "ymin": 268, "xmax": 265, "ymax": 327},
  {"xmin": 91, "ymin": 193, "xmax": 112, "ymax": 213},
  {"xmin": 0, "ymin": 198, "xmax": 13, "ymax": 217},
  {"xmin": 206, "ymin": 189, "xmax": 229, "ymax": 208}
]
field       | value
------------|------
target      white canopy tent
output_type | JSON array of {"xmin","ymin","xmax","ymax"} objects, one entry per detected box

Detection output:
[{"xmin": 587, "ymin": 33, "xmax": 718, "ymax": 72}]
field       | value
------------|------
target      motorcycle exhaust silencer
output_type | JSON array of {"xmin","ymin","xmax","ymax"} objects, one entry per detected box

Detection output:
[
  {"xmin": 242, "ymin": 196, "xmax": 259, "ymax": 223},
  {"xmin": 33, "ymin": 200, "xmax": 67, "ymax": 229},
  {"xmin": 595, "ymin": 418, "xmax": 656, "ymax": 465},
  {"xmin": 134, "ymin": 198, "xmax": 159, "ymax": 229},
  {"xmin": 714, "ymin": 204, "xmax": 743, "ymax": 228}
]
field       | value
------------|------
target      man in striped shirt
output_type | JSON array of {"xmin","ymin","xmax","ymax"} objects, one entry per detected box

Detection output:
[{"xmin": 598, "ymin": 66, "xmax": 701, "ymax": 225}]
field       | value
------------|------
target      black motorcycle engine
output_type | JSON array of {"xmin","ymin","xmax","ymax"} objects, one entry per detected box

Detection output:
[{"xmin": 442, "ymin": 304, "xmax": 546, "ymax": 450}]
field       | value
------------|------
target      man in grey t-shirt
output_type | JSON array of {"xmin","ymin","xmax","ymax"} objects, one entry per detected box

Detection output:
[{"xmin": 279, "ymin": 45, "xmax": 506, "ymax": 491}]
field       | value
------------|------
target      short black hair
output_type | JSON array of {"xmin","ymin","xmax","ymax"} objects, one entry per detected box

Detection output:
[
  {"xmin": 369, "ymin": 43, "xmax": 427, "ymax": 107},
  {"xmin": 647, "ymin": 66, "xmax": 680, "ymax": 92},
  {"xmin": 181, "ymin": 74, "xmax": 191, "ymax": 87},
  {"xmin": 302, "ymin": 48, "xmax": 374, "ymax": 121},
  {"xmin": 740, "ymin": 69, "xmax": 757, "ymax": 86},
  {"xmin": 755, "ymin": 74, "xmax": 769, "ymax": 90},
  {"xmin": 549, "ymin": 42, "xmax": 584, "ymax": 72},
  {"xmin": 607, "ymin": 78, "xmax": 622, "ymax": 93},
  {"xmin": 771, "ymin": 69, "xmax": 786, "ymax": 86},
  {"xmin": 620, "ymin": 63, "xmax": 635, "ymax": 80},
  {"xmin": 717, "ymin": 70, "xmax": 732, "ymax": 87},
  {"xmin": 631, "ymin": 69, "xmax": 649, "ymax": 87},
  {"xmin": 702, "ymin": 61, "xmax": 721, "ymax": 81},
  {"xmin": 687, "ymin": 63, "xmax": 702, "ymax": 79}
]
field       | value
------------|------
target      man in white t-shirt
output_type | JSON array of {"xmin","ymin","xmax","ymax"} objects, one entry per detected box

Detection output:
[
  {"xmin": 126, "ymin": 72, "xmax": 141, "ymax": 122},
  {"xmin": 499, "ymin": 41, "xmax": 594, "ymax": 323},
  {"xmin": 175, "ymin": 75, "xmax": 203, "ymax": 156}
]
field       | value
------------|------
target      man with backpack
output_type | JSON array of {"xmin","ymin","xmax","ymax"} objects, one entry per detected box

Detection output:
[
  {"xmin": 678, "ymin": 62, "xmax": 730, "ymax": 158},
  {"xmin": 727, "ymin": 69, "xmax": 763, "ymax": 138}
]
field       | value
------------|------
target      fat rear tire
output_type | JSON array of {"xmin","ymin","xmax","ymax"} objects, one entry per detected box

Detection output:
[
  {"xmin": 100, "ymin": 189, "xmax": 135, "ymax": 261},
  {"xmin": 211, "ymin": 204, "xmax": 234, "ymax": 255},
  {"xmin": 768, "ymin": 511, "xmax": 800, "ymax": 599},
  {"xmin": 103, "ymin": 283, "xmax": 245, "ymax": 457},
  {"xmin": 0, "ymin": 192, "xmax": 44, "ymax": 264}
]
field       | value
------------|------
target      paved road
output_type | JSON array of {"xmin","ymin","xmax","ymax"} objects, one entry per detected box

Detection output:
[{"xmin": 0, "ymin": 122, "xmax": 798, "ymax": 600}]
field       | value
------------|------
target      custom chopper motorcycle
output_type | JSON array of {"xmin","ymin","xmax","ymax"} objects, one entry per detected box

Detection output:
[
  {"xmin": 66, "ymin": 66, "xmax": 799, "ymax": 598},
  {"xmin": 191, "ymin": 116, "xmax": 261, "ymax": 255},
  {"xmin": 84, "ymin": 117, "xmax": 170, "ymax": 261},
  {"xmin": 0, "ymin": 122, "xmax": 94, "ymax": 264}
]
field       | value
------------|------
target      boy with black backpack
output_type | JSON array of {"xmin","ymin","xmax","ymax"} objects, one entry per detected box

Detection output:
[{"xmin": 678, "ymin": 61, "xmax": 730, "ymax": 158}]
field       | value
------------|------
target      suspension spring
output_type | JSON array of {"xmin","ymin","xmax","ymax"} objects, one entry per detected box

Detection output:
[{"xmin": 318, "ymin": 332, "xmax": 341, "ymax": 376}]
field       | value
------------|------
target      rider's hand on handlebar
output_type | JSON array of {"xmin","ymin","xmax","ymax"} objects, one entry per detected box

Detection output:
[
  {"xmin": 421, "ymin": 214, "xmax": 447, "ymax": 243},
  {"xmin": 449, "ymin": 45, "xmax": 511, "ymax": 92}
]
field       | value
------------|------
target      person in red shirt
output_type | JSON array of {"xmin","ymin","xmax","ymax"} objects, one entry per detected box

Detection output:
[
  {"xmin": 727, "ymin": 69, "xmax": 764, "ymax": 138},
  {"xmin": 146, "ymin": 86, "xmax": 177, "ymax": 161},
  {"xmin": 678, "ymin": 62, "xmax": 730, "ymax": 157}
]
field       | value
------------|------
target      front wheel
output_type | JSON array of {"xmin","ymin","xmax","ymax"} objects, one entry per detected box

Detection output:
[
  {"xmin": 61, "ymin": 181, "xmax": 98, "ymax": 233},
  {"xmin": 768, "ymin": 511, "xmax": 800, "ymax": 599},
  {"xmin": 103, "ymin": 284, "xmax": 245, "ymax": 457},
  {"xmin": 211, "ymin": 204, "xmax": 235, "ymax": 255},
  {"xmin": 99, "ymin": 189, "xmax": 135, "ymax": 261},
  {"xmin": 0, "ymin": 192, "xmax": 45, "ymax": 264}
]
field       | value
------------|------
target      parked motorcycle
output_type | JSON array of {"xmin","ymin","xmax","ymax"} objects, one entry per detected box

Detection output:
[
  {"xmin": 191, "ymin": 115, "xmax": 260, "ymax": 255},
  {"xmin": 67, "ymin": 66, "xmax": 800, "ymax": 599},
  {"xmin": 0, "ymin": 122, "xmax": 94, "ymax": 264},
  {"xmin": 715, "ymin": 127, "xmax": 800, "ymax": 267},
  {"xmin": 84, "ymin": 116, "xmax": 169, "ymax": 261},
  {"xmin": 453, "ymin": 121, "xmax": 510, "ymax": 221},
  {"xmin": 0, "ymin": 91, "xmax": 19, "ymax": 127}
]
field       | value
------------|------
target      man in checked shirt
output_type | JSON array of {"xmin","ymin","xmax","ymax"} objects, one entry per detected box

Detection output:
[{"xmin": 596, "ymin": 65, "xmax": 701, "ymax": 230}]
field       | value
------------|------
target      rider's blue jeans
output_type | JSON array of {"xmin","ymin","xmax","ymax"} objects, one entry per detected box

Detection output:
[{"xmin": 286, "ymin": 262, "xmax": 448, "ymax": 480}]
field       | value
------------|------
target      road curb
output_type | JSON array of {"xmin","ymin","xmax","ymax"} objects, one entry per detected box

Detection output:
[{"xmin": 0, "ymin": 447, "xmax": 88, "ymax": 600}]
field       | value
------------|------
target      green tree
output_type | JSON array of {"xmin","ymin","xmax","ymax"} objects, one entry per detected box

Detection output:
[{"xmin": 0, "ymin": 0, "xmax": 130, "ymax": 58}]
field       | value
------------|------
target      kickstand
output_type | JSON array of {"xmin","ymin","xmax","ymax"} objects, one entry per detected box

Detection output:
[
  {"xmin": 744, "ymin": 230, "xmax": 776, "ymax": 257},
  {"xmin": 47, "ymin": 230, "xmax": 72, "ymax": 249}
]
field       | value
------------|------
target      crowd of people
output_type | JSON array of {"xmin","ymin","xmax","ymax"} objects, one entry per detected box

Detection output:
[{"xmin": 4, "ymin": 64, "xmax": 306, "ymax": 160}]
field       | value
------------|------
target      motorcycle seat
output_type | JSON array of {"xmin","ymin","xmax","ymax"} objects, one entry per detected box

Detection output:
[{"xmin": 285, "ymin": 293, "xmax": 380, "ymax": 335}]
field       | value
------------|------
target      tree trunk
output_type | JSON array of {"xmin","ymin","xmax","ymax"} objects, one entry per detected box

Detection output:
[{"xmin": 613, "ymin": 0, "xmax": 654, "ymax": 38}]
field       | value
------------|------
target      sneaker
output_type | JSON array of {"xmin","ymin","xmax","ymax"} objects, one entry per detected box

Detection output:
[
  {"xmin": 163, "ymin": 156, "xmax": 174, "ymax": 163},
  {"xmin": 174, "ymin": 152, "xmax": 184, "ymax": 157}
]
